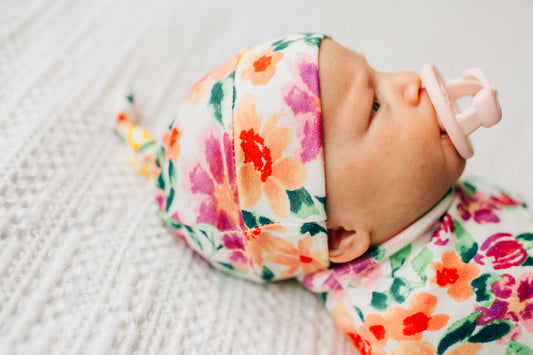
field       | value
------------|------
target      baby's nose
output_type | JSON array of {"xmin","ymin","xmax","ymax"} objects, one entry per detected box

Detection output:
[{"xmin": 397, "ymin": 72, "xmax": 422, "ymax": 105}]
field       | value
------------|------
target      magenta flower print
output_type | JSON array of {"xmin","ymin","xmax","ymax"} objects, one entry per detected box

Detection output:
[
  {"xmin": 430, "ymin": 213, "xmax": 454, "ymax": 246},
  {"xmin": 302, "ymin": 254, "xmax": 380, "ymax": 292},
  {"xmin": 186, "ymin": 131, "xmax": 242, "ymax": 231},
  {"xmin": 284, "ymin": 86, "xmax": 316, "ymax": 115},
  {"xmin": 456, "ymin": 184, "xmax": 521, "ymax": 225},
  {"xmin": 223, "ymin": 232, "xmax": 255, "ymax": 272},
  {"xmin": 474, "ymin": 233, "xmax": 528, "ymax": 270},
  {"xmin": 221, "ymin": 233, "xmax": 245, "ymax": 250},
  {"xmin": 298, "ymin": 61, "xmax": 320, "ymax": 97},
  {"xmin": 476, "ymin": 272, "xmax": 533, "ymax": 341},
  {"xmin": 282, "ymin": 54, "xmax": 322, "ymax": 163}
]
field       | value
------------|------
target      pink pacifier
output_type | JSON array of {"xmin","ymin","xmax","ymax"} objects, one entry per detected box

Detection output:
[{"xmin": 421, "ymin": 63, "xmax": 502, "ymax": 159}]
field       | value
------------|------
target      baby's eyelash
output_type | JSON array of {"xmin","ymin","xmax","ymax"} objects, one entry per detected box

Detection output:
[{"xmin": 371, "ymin": 99, "xmax": 381, "ymax": 116}]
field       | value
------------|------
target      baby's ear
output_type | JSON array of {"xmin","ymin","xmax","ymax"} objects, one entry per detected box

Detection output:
[{"xmin": 327, "ymin": 227, "xmax": 370, "ymax": 263}]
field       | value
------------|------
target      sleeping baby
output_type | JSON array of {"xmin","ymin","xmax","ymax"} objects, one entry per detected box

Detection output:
[{"xmin": 113, "ymin": 33, "xmax": 533, "ymax": 354}]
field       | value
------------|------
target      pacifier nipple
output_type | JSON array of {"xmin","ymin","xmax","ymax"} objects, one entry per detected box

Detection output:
[{"xmin": 420, "ymin": 63, "xmax": 502, "ymax": 159}]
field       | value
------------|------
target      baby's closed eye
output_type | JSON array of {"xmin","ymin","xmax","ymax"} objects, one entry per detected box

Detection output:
[{"xmin": 371, "ymin": 99, "xmax": 381, "ymax": 117}]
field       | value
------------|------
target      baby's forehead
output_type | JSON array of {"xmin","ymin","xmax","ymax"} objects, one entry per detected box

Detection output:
[
  {"xmin": 319, "ymin": 39, "xmax": 370, "ymax": 74},
  {"xmin": 318, "ymin": 39, "xmax": 374, "ymax": 100},
  {"xmin": 318, "ymin": 40, "xmax": 374, "ymax": 133}
]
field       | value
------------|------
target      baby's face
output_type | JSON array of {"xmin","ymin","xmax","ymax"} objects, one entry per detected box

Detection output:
[{"xmin": 319, "ymin": 39, "xmax": 465, "ymax": 263}]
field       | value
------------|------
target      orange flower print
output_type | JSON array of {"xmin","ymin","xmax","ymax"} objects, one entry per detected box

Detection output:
[
  {"xmin": 389, "ymin": 341, "xmax": 436, "ymax": 355},
  {"xmin": 244, "ymin": 225, "xmax": 292, "ymax": 266},
  {"xmin": 224, "ymin": 225, "xmax": 290, "ymax": 275},
  {"xmin": 234, "ymin": 94, "xmax": 307, "ymax": 218},
  {"xmin": 266, "ymin": 235, "xmax": 328, "ymax": 277},
  {"xmin": 430, "ymin": 251, "xmax": 480, "ymax": 301},
  {"xmin": 361, "ymin": 313, "xmax": 390, "ymax": 347},
  {"xmin": 241, "ymin": 47, "xmax": 283, "ymax": 86},
  {"xmin": 184, "ymin": 53, "xmax": 240, "ymax": 105},
  {"xmin": 330, "ymin": 303, "xmax": 373, "ymax": 355},
  {"xmin": 161, "ymin": 124, "xmax": 182, "ymax": 161},
  {"xmin": 446, "ymin": 342, "xmax": 483, "ymax": 355},
  {"xmin": 383, "ymin": 292, "xmax": 449, "ymax": 341}
]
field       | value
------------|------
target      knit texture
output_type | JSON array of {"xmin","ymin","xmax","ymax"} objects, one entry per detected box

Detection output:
[{"xmin": 0, "ymin": 1, "xmax": 353, "ymax": 354}]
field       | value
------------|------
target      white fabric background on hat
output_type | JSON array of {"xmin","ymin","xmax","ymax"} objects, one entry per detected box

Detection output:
[{"xmin": 0, "ymin": 1, "xmax": 531, "ymax": 354}]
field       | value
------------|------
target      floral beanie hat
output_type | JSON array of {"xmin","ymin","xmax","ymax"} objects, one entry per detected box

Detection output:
[{"xmin": 114, "ymin": 33, "xmax": 330, "ymax": 282}]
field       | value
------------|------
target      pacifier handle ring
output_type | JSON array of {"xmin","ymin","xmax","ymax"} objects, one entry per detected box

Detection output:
[
  {"xmin": 421, "ymin": 63, "xmax": 502, "ymax": 159},
  {"xmin": 446, "ymin": 78, "xmax": 482, "ymax": 100},
  {"xmin": 456, "ymin": 67, "xmax": 502, "ymax": 132},
  {"xmin": 421, "ymin": 63, "xmax": 474, "ymax": 158}
]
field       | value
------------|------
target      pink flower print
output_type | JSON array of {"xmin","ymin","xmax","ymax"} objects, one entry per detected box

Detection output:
[
  {"xmin": 430, "ymin": 213, "xmax": 454, "ymax": 246},
  {"xmin": 318, "ymin": 254, "xmax": 380, "ymax": 291},
  {"xmin": 282, "ymin": 55, "xmax": 322, "ymax": 163},
  {"xmin": 476, "ymin": 273, "xmax": 533, "ymax": 341},
  {"xmin": 222, "ymin": 232, "xmax": 255, "ymax": 273},
  {"xmin": 229, "ymin": 250, "xmax": 254, "ymax": 272},
  {"xmin": 221, "ymin": 233, "xmax": 245, "ymax": 250},
  {"xmin": 474, "ymin": 233, "xmax": 528, "ymax": 270},
  {"xmin": 188, "ymin": 132, "xmax": 242, "ymax": 231},
  {"xmin": 456, "ymin": 184, "xmax": 522, "ymax": 224},
  {"xmin": 491, "ymin": 191, "xmax": 522, "ymax": 208}
]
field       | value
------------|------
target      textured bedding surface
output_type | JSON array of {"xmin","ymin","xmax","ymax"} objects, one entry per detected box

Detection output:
[{"xmin": 1, "ymin": 1, "xmax": 531, "ymax": 354}]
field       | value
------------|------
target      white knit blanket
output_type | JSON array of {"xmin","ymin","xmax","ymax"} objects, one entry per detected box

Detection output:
[{"xmin": 1, "ymin": 1, "xmax": 532, "ymax": 354}]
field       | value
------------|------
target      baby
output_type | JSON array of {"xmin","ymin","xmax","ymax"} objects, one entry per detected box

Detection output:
[{"xmin": 113, "ymin": 33, "xmax": 533, "ymax": 354}]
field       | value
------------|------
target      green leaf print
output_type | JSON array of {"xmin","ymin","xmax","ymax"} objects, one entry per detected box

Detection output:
[
  {"xmin": 208, "ymin": 73, "xmax": 234, "ymax": 128},
  {"xmin": 217, "ymin": 262, "xmax": 235, "ymax": 271},
  {"xmin": 156, "ymin": 210, "xmax": 182, "ymax": 230},
  {"xmin": 454, "ymin": 219, "xmax": 478, "ymax": 263},
  {"xmin": 272, "ymin": 39, "xmax": 294, "ymax": 51},
  {"xmin": 522, "ymin": 256, "xmax": 533, "ymax": 267},
  {"xmin": 167, "ymin": 216, "xmax": 182, "ymax": 230},
  {"xmin": 260, "ymin": 266, "xmax": 274, "ymax": 281},
  {"xmin": 242, "ymin": 210, "xmax": 259, "ymax": 229},
  {"xmin": 303, "ymin": 36, "xmax": 322, "ymax": 47},
  {"xmin": 468, "ymin": 320, "xmax": 512, "ymax": 343},
  {"xmin": 209, "ymin": 82, "xmax": 224, "ymax": 126},
  {"xmin": 168, "ymin": 160, "xmax": 178, "ymax": 188},
  {"xmin": 369, "ymin": 245, "xmax": 386, "ymax": 261},
  {"xmin": 166, "ymin": 187, "xmax": 175, "ymax": 211},
  {"xmin": 155, "ymin": 171, "xmax": 165, "ymax": 190},
  {"xmin": 354, "ymin": 305, "xmax": 365, "ymax": 322},
  {"xmin": 463, "ymin": 181, "xmax": 477, "ymax": 195},
  {"xmin": 138, "ymin": 140, "xmax": 157, "ymax": 155},
  {"xmin": 370, "ymin": 291, "xmax": 389, "ymax": 311},
  {"xmin": 506, "ymin": 340, "xmax": 533, "ymax": 355},
  {"xmin": 390, "ymin": 277, "xmax": 410, "ymax": 303},
  {"xmin": 516, "ymin": 233, "xmax": 533, "ymax": 250},
  {"xmin": 258, "ymin": 216, "xmax": 274, "ymax": 225},
  {"xmin": 315, "ymin": 195, "xmax": 326, "ymax": 213},
  {"xmin": 300, "ymin": 222, "xmax": 327, "ymax": 236},
  {"xmin": 185, "ymin": 225, "xmax": 203, "ymax": 252},
  {"xmin": 287, "ymin": 187, "xmax": 319, "ymax": 219},
  {"xmin": 437, "ymin": 311, "xmax": 479, "ymax": 354},
  {"xmin": 390, "ymin": 244, "xmax": 412, "ymax": 276},
  {"xmin": 411, "ymin": 247, "xmax": 433, "ymax": 281},
  {"xmin": 471, "ymin": 273, "xmax": 499, "ymax": 303}
]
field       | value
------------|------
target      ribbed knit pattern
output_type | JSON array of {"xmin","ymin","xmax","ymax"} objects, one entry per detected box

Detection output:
[{"xmin": 0, "ymin": 1, "xmax": 353, "ymax": 354}]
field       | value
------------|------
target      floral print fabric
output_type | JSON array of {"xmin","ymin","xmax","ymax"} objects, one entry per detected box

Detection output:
[
  {"xmin": 302, "ymin": 179, "xmax": 533, "ymax": 354},
  {"xmin": 150, "ymin": 33, "xmax": 329, "ymax": 282}
]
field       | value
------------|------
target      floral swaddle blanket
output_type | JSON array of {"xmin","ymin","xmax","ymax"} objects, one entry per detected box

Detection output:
[{"xmin": 303, "ymin": 179, "xmax": 533, "ymax": 354}]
